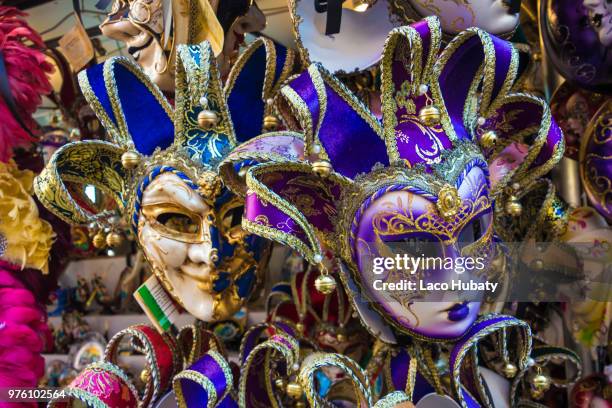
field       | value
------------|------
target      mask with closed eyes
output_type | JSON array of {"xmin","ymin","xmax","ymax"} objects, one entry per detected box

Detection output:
[
  {"xmin": 35, "ymin": 38, "xmax": 296, "ymax": 322},
  {"xmin": 221, "ymin": 17, "xmax": 564, "ymax": 342}
]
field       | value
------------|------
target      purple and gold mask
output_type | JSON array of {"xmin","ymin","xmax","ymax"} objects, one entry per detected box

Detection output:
[{"xmin": 221, "ymin": 17, "xmax": 564, "ymax": 342}]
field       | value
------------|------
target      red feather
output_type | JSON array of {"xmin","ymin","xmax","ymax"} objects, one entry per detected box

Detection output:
[{"xmin": 0, "ymin": 7, "xmax": 53, "ymax": 162}]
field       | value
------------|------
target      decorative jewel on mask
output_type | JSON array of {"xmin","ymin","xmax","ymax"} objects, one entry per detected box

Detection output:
[
  {"xmin": 92, "ymin": 231, "xmax": 107, "ymax": 249},
  {"xmin": 436, "ymin": 184, "xmax": 461, "ymax": 220},
  {"xmin": 121, "ymin": 150, "xmax": 140, "ymax": 169},
  {"xmin": 106, "ymin": 231, "xmax": 124, "ymax": 248},
  {"xmin": 506, "ymin": 183, "xmax": 523, "ymax": 217},
  {"xmin": 197, "ymin": 170, "xmax": 223, "ymax": 200}
]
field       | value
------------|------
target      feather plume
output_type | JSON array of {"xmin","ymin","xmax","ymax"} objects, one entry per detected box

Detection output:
[{"xmin": 0, "ymin": 7, "xmax": 53, "ymax": 162}]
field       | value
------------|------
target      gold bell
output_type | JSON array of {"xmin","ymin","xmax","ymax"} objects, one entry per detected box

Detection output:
[
  {"xmin": 311, "ymin": 160, "xmax": 333, "ymax": 178},
  {"xmin": 263, "ymin": 115, "xmax": 280, "ymax": 131},
  {"xmin": 531, "ymin": 372, "xmax": 551, "ymax": 392},
  {"xmin": 275, "ymin": 378, "xmax": 287, "ymax": 391},
  {"xmin": 505, "ymin": 196, "xmax": 522, "ymax": 217},
  {"xmin": 197, "ymin": 109, "xmax": 219, "ymax": 130},
  {"xmin": 295, "ymin": 322, "xmax": 305, "ymax": 334},
  {"xmin": 121, "ymin": 151, "xmax": 140, "ymax": 169},
  {"xmin": 92, "ymin": 231, "xmax": 107, "ymax": 249},
  {"xmin": 285, "ymin": 382, "xmax": 303, "ymax": 399},
  {"xmin": 502, "ymin": 362, "xmax": 518, "ymax": 378},
  {"xmin": 480, "ymin": 130, "xmax": 498, "ymax": 149},
  {"xmin": 140, "ymin": 369, "xmax": 150, "ymax": 383},
  {"xmin": 314, "ymin": 274, "xmax": 337, "ymax": 295},
  {"xmin": 418, "ymin": 104, "xmax": 441, "ymax": 127},
  {"xmin": 530, "ymin": 372, "xmax": 551, "ymax": 399},
  {"xmin": 106, "ymin": 232, "xmax": 123, "ymax": 248},
  {"xmin": 336, "ymin": 332, "xmax": 347, "ymax": 342}
]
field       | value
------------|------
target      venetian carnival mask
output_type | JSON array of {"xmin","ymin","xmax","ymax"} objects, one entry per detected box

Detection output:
[
  {"xmin": 541, "ymin": 0, "xmax": 612, "ymax": 93},
  {"xmin": 99, "ymin": 0, "xmax": 264, "ymax": 92},
  {"xmin": 221, "ymin": 17, "xmax": 563, "ymax": 342},
  {"xmin": 35, "ymin": 38, "xmax": 296, "ymax": 322},
  {"xmin": 390, "ymin": 0, "xmax": 520, "ymax": 37}
]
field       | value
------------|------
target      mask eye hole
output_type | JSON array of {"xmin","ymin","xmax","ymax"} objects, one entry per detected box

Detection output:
[
  {"xmin": 458, "ymin": 211, "xmax": 492, "ymax": 249},
  {"xmin": 222, "ymin": 206, "xmax": 244, "ymax": 230},
  {"xmin": 156, "ymin": 212, "xmax": 200, "ymax": 234}
]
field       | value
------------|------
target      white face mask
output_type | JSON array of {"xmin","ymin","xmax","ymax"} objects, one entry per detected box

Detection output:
[
  {"xmin": 406, "ymin": 0, "xmax": 519, "ymax": 35},
  {"xmin": 138, "ymin": 173, "xmax": 218, "ymax": 321}
]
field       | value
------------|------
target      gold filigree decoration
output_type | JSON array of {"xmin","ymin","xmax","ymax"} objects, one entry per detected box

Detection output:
[{"xmin": 436, "ymin": 184, "xmax": 462, "ymax": 220}]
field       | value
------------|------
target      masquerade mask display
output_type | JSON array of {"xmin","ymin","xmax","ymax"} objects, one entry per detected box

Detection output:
[
  {"xmin": 289, "ymin": 0, "xmax": 395, "ymax": 73},
  {"xmin": 35, "ymin": 38, "xmax": 296, "ymax": 322},
  {"xmin": 540, "ymin": 0, "xmax": 612, "ymax": 93},
  {"xmin": 222, "ymin": 17, "xmax": 563, "ymax": 342},
  {"xmin": 389, "ymin": 0, "xmax": 520, "ymax": 38}
]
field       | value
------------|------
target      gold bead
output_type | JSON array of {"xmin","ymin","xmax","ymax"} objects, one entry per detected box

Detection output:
[
  {"xmin": 480, "ymin": 130, "xmax": 498, "ymax": 149},
  {"xmin": 140, "ymin": 369, "xmax": 150, "ymax": 383},
  {"xmin": 531, "ymin": 259, "xmax": 544, "ymax": 271},
  {"xmin": 502, "ymin": 362, "xmax": 518, "ymax": 378},
  {"xmin": 92, "ymin": 232, "xmax": 106, "ymax": 249},
  {"xmin": 285, "ymin": 382, "xmax": 303, "ymax": 399},
  {"xmin": 418, "ymin": 105, "xmax": 441, "ymax": 127},
  {"xmin": 296, "ymin": 322, "xmax": 305, "ymax": 334},
  {"xmin": 263, "ymin": 115, "xmax": 280, "ymax": 131},
  {"xmin": 275, "ymin": 378, "xmax": 286, "ymax": 390},
  {"xmin": 106, "ymin": 232, "xmax": 123, "ymax": 248},
  {"xmin": 295, "ymin": 402, "xmax": 306, "ymax": 408},
  {"xmin": 336, "ymin": 332, "xmax": 347, "ymax": 342},
  {"xmin": 121, "ymin": 151, "xmax": 140, "ymax": 169},
  {"xmin": 506, "ymin": 196, "xmax": 522, "ymax": 217},
  {"xmin": 197, "ymin": 109, "xmax": 219, "ymax": 130},
  {"xmin": 311, "ymin": 160, "xmax": 333, "ymax": 178},
  {"xmin": 314, "ymin": 274, "xmax": 337, "ymax": 295}
]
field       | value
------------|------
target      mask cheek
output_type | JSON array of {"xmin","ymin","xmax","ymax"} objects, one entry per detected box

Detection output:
[{"xmin": 139, "ymin": 223, "xmax": 189, "ymax": 269}]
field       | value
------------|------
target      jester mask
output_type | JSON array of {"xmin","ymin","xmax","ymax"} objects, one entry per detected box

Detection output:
[
  {"xmin": 220, "ymin": 17, "xmax": 563, "ymax": 342},
  {"xmin": 35, "ymin": 38, "xmax": 295, "ymax": 322}
]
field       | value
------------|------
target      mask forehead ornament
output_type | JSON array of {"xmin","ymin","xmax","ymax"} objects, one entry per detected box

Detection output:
[
  {"xmin": 34, "ymin": 38, "xmax": 295, "ymax": 322},
  {"xmin": 222, "ymin": 17, "xmax": 563, "ymax": 344}
]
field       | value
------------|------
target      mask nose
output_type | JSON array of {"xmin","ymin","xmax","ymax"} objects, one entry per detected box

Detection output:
[{"xmin": 187, "ymin": 241, "xmax": 216, "ymax": 264}]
